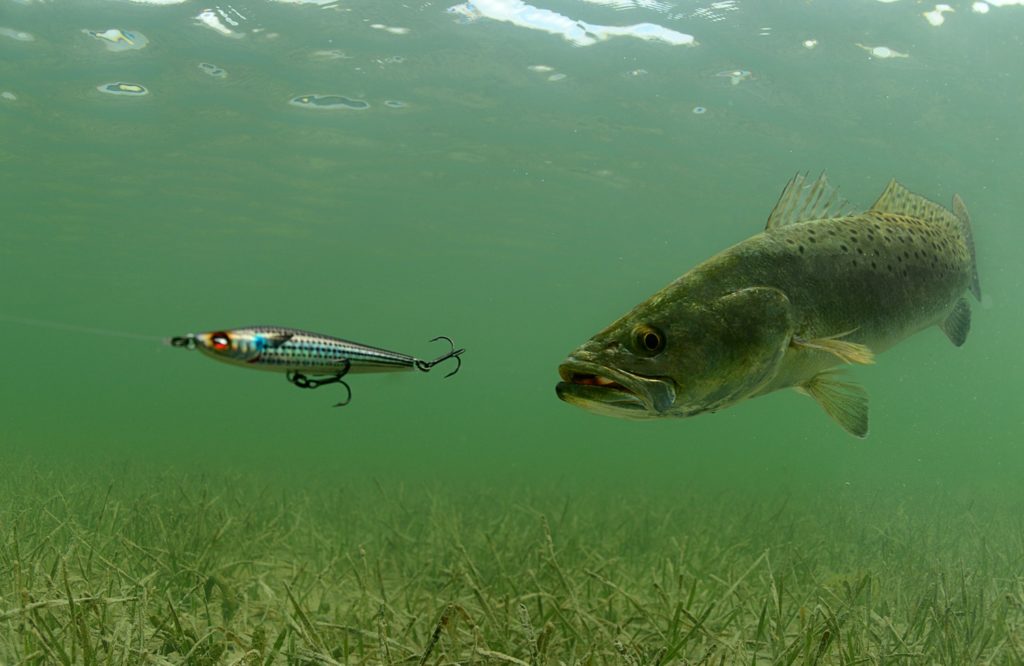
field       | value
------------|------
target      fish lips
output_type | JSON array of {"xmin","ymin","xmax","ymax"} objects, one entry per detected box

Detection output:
[{"xmin": 556, "ymin": 358, "xmax": 677, "ymax": 416}]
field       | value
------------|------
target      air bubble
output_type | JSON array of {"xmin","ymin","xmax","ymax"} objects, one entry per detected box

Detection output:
[
  {"xmin": 289, "ymin": 94, "xmax": 369, "ymax": 110},
  {"xmin": 97, "ymin": 81, "xmax": 148, "ymax": 96}
]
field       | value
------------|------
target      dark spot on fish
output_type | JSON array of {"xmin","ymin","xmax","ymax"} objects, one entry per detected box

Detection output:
[
  {"xmin": 840, "ymin": 244, "xmax": 848, "ymax": 252},
  {"xmin": 798, "ymin": 245, "xmax": 805, "ymax": 254},
  {"xmin": 871, "ymin": 261, "xmax": 877, "ymax": 269}
]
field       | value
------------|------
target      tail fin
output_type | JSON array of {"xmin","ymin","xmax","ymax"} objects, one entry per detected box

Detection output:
[{"xmin": 952, "ymin": 194, "xmax": 981, "ymax": 300}]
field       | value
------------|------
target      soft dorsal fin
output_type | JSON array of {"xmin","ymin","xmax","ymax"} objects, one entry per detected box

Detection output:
[
  {"xmin": 765, "ymin": 172, "xmax": 851, "ymax": 231},
  {"xmin": 870, "ymin": 179, "xmax": 956, "ymax": 225},
  {"xmin": 952, "ymin": 194, "xmax": 981, "ymax": 300},
  {"xmin": 873, "ymin": 180, "xmax": 981, "ymax": 299}
]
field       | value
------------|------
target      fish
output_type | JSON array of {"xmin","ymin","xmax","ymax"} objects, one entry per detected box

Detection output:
[
  {"xmin": 555, "ymin": 174, "xmax": 980, "ymax": 437},
  {"xmin": 170, "ymin": 326, "xmax": 464, "ymax": 406}
]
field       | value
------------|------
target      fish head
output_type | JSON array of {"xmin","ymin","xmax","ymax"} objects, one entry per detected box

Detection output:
[
  {"xmin": 191, "ymin": 329, "xmax": 265, "ymax": 364},
  {"xmin": 556, "ymin": 286, "xmax": 794, "ymax": 419}
]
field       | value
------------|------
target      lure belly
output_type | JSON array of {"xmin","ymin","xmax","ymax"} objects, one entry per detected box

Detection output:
[{"xmin": 170, "ymin": 326, "xmax": 464, "ymax": 406}]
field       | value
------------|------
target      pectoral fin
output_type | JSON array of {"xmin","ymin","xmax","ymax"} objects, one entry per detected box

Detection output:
[
  {"xmin": 791, "ymin": 333, "xmax": 875, "ymax": 365},
  {"xmin": 939, "ymin": 298, "xmax": 971, "ymax": 347},
  {"xmin": 796, "ymin": 372, "xmax": 869, "ymax": 438}
]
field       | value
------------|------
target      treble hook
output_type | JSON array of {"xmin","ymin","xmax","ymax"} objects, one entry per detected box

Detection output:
[
  {"xmin": 414, "ymin": 336, "xmax": 465, "ymax": 378},
  {"xmin": 286, "ymin": 359, "xmax": 352, "ymax": 407}
]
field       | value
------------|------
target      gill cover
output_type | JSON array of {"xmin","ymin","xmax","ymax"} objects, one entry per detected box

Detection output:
[{"xmin": 675, "ymin": 286, "xmax": 793, "ymax": 413}]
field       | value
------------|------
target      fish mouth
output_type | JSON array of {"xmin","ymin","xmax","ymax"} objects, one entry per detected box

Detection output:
[{"xmin": 555, "ymin": 358, "xmax": 677, "ymax": 417}]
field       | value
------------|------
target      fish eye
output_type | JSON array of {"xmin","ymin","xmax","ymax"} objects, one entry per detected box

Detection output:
[
  {"xmin": 632, "ymin": 324, "xmax": 665, "ymax": 355},
  {"xmin": 211, "ymin": 331, "xmax": 231, "ymax": 351}
]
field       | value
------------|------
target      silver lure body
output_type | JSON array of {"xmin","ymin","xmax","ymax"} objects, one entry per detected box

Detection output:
[{"xmin": 186, "ymin": 326, "xmax": 418, "ymax": 375}]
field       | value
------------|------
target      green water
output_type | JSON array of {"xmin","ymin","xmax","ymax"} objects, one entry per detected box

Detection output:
[{"xmin": 1, "ymin": 0, "xmax": 1023, "ymax": 662}]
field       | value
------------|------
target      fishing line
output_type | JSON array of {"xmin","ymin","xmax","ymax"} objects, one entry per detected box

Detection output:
[{"xmin": 0, "ymin": 313, "xmax": 165, "ymax": 342}]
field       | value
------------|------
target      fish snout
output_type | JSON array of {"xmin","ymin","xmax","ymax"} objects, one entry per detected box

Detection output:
[{"xmin": 557, "ymin": 356, "xmax": 678, "ymax": 416}]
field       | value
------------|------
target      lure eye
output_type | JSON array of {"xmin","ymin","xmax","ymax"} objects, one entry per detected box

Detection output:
[
  {"xmin": 632, "ymin": 324, "xmax": 666, "ymax": 355},
  {"xmin": 210, "ymin": 331, "xmax": 231, "ymax": 351}
]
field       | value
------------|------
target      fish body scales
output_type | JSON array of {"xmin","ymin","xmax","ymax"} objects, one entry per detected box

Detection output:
[{"xmin": 742, "ymin": 209, "xmax": 972, "ymax": 354}]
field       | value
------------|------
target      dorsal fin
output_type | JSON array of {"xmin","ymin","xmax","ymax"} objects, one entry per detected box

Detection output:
[
  {"xmin": 765, "ymin": 172, "xmax": 851, "ymax": 231},
  {"xmin": 872, "ymin": 180, "xmax": 981, "ymax": 299},
  {"xmin": 870, "ymin": 179, "xmax": 956, "ymax": 226}
]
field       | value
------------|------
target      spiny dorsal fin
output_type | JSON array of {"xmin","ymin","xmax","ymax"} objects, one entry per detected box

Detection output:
[
  {"xmin": 870, "ymin": 179, "xmax": 957, "ymax": 227},
  {"xmin": 765, "ymin": 172, "xmax": 851, "ymax": 231},
  {"xmin": 796, "ymin": 371, "xmax": 869, "ymax": 438}
]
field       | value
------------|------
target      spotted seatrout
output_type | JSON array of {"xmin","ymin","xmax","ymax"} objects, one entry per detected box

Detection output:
[{"xmin": 556, "ymin": 174, "xmax": 980, "ymax": 437}]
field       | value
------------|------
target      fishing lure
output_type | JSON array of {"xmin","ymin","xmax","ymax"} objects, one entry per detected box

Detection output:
[{"xmin": 169, "ymin": 326, "xmax": 464, "ymax": 406}]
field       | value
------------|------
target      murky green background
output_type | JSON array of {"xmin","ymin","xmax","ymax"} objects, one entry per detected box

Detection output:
[{"xmin": 1, "ymin": 0, "xmax": 1020, "ymax": 501}]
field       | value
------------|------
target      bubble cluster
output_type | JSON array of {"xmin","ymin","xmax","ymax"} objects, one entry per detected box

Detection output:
[
  {"xmin": 289, "ymin": 94, "xmax": 369, "ymax": 110},
  {"xmin": 198, "ymin": 62, "xmax": 228, "ymax": 79},
  {"xmin": 856, "ymin": 43, "xmax": 909, "ymax": 59},
  {"xmin": 370, "ymin": 23, "xmax": 410, "ymax": 35},
  {"xmin": 716, "ymin": 69, "xmax": 752, "ymax": 86},
  {"xmin": 84, "ymin": 28, "xmax": 149, "ymax": 51},
  {"xmin": 97, "ymin": 82, "xmax": 149, "ymax": 96},
  {"xmin": 0, "ymin": 27, "xmax": 35, "ymax": 42}
]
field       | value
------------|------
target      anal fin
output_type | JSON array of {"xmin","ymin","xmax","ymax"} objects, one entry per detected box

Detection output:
[
  {"xmin": 791, "ymin": 333, "xmax": 875, "ymax": 365},
  {"xmin": 939, "ymin": 298, "xmax": 971, "ymax": 347},
  {"xmin": 796, "ymin": 372, "xmax": 869, "ymax": 438}
]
